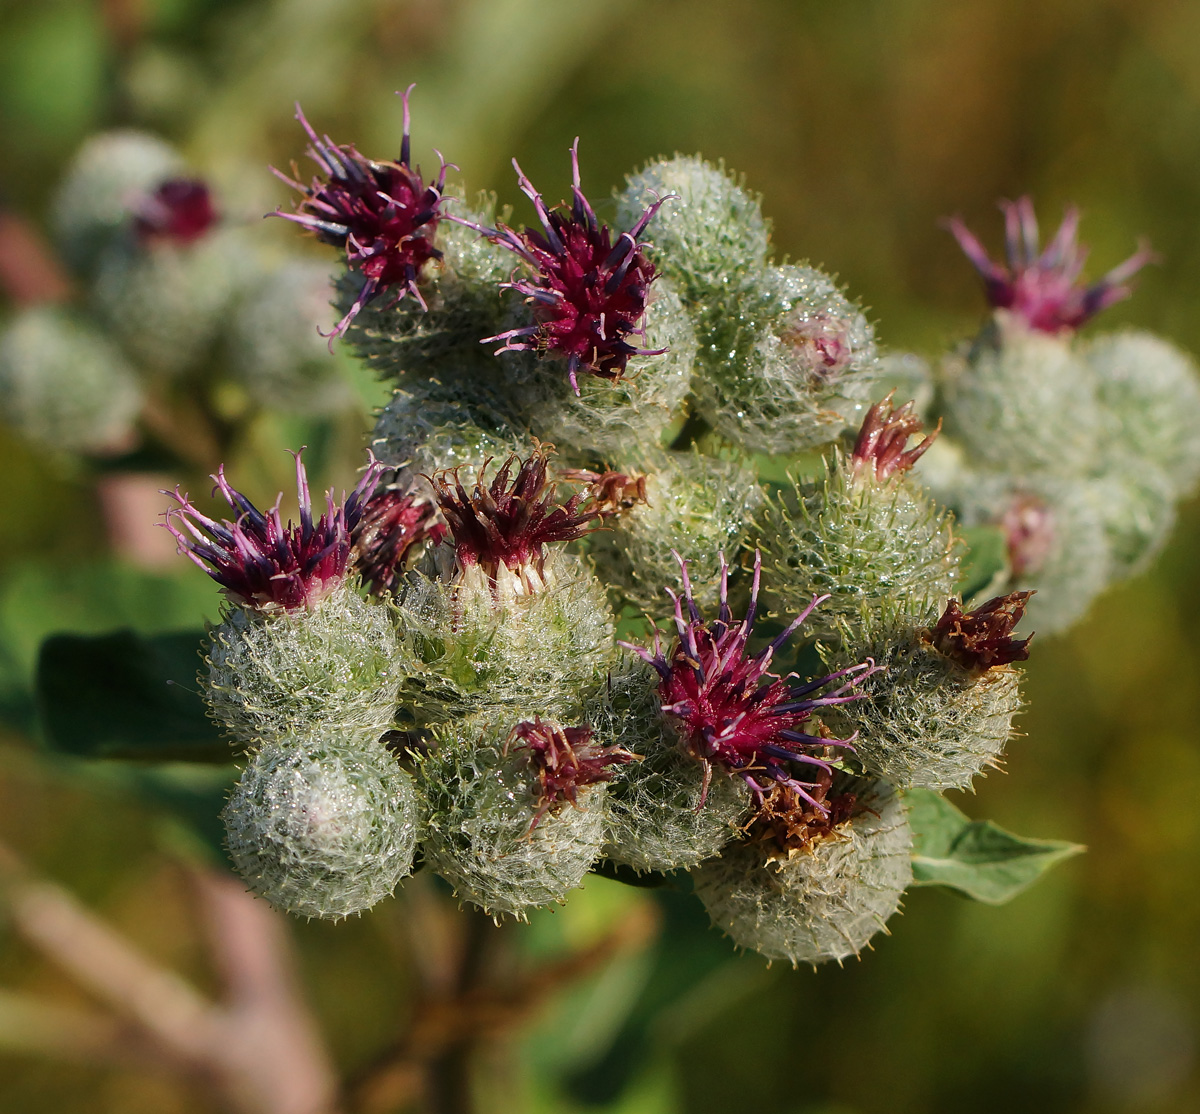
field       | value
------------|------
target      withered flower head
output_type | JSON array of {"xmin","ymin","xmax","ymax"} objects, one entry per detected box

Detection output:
[
  {"xmin": 557, "ymin": 467, "xmax": 649, "ymax": 519},
  {"xmin": 508, "ymin": 717, "xmax": 638, "ymax": 831},
  {"xmin": 272, "ymin": 87, "xmax": 451, "ymax": 339},
  {"xmin": 350, "ymin": 486, "xmax": 446, "ymax": 596},
  {"xmin": 929, "ymin": 593, "xmax": 1034, "ymax": 672},
  {"xmin": 429, "ymin": 446, "xmax": 604, "ymax": 591},
  {"xmin": 133, "ymin": 179, "xmax": 218, "ymax": 245},
  {"xmin": 465, "ymin": 140, "xmax": 670, "ymax": 393},
  {"xmin": 622, "ymin": 551, "xmax": 879, "ymax": 813},
  {"xmin": 743, "ymin": 778, "xmax": 859, "ymax": 854},
  {"xmin": 851, "ymin": 392, "xmax": 940, "ymax": 482},
  {"xmin": 947, "ymin": 197, "xmax": 1155, "ymax": 334},
  {"xmin": 164, "ymin": 452, "xmax": 383, "ymax": 613}
]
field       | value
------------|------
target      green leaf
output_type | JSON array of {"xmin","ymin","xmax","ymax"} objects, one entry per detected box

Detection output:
[
  {"xmin": 958, "ymin": 525, "xmax": 1010, "ymax": 601},
  {"xmin": 905, "ymin": 788, "xmax": 1084, "ymax": 904},
  {"xmin": 35, "ymin": 629, "xmax": 228, "ymax": 762}
]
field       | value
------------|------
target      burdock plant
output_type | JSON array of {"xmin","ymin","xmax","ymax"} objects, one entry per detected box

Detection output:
[{"xmin": 144, "ymin": 96, "xmax": 1200, "ymax": 966}]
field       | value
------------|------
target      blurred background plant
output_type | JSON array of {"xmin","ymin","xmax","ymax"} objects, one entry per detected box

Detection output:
[{"xmin": 2, "ymin": 0, "xmax": 1200, "ymax": 1112}]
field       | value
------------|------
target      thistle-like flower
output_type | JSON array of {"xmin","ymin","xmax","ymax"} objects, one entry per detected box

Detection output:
[
  {"xmin": 273, "ymin": 87, "xmax": 451, "ymax": 338},
  {"xmin": 1001, "ymin": 493, "xmax": 1055, "ymax": 577},
  {"xmin": 164, "ymin": 451, "xmax": 384, "ymax": 612},
  {"xmin": 929, "ymin": 592, "xmax": 1034, "ymax": 672},
  {"xmin": 623, "ymin": 552, "xmax": 877, "ymax": 811},
  {"xmin": 947, "ymin": 197, "xmax": 1155, "ymax": 333},
  {"xmin": 132, "ymin": 179, "xmax": 217, "ymax": 244},
  {"xmin": 508, "ymin": 718, "xmax": 638, "ymax": 830},
  {"xmin": 468, "ymin": 140, "xmax": 670, "ymax": 392},
  {"xmin": 851, "ymin": 392, "xmax": 940, "ymax": 482},
  {"xmin": 429, "ymin": 445, "xmax": 606, "ymax": 592},
  {"xmin": 351, "ymin": 486, "xmax": 445, "ymax": 596}
]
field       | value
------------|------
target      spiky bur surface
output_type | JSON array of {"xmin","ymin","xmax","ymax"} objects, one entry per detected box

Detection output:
[
  {"xmin": 616, "ymin": 155, "xmax": 770, "ymax": 303},
  {"xmin": 1085, "ymin": 462, "xmax": 1176, "ymax": 581},
  {"xmin": 941, "ymin": 312, "xmax": 1104, "ymax": 476},
  {"xmin": 1084, "ymin": 330, "xmax": 1200, "ymax": 498},
  {"xmin": 508, "ymin": 280, "xmax": 696, "ymax": 460},
  {"xmin": 693, "ymin": 264, "xmax": 880, "ymax": 455},
  {"xmin": 694, "ymin": 781, "xmax": 912, "ymax": 967},
  {"xmin": 336, "ymin": 192, "xmax": 515, "ymax": 381},
  {"xmin": 587, "ymin": 450, "xmax": 763, "ymax": 618},
  {"xmin": 0, "ymin": 306, "xmax": 142, "ymax": 454},
  {"xmin": 761, "ymin": 456, "xmax": 961, "ymax": 646},
  {"xmin": 824, "ymin": 620, "xmax": 1022, "ymax": 791},
  {"xmin": 371, "ymin": 375, "xmax": 526, "ymax": 494},
  {"xmin": 397, "ymin": 550, "xmax": 615, "ymax": 726},
  {"xmin": 92, "ymin": 228, "xmax": 250, "ymax": 378},
  {"xmin": 51, "ymin": 130, "xmax": 184, "ymax": 273},
  {"xmin": 228, "ymin": 261, "xmax": 351, "ymax": 415},
  {"xmin": 942, "ymin": 471, "xmax": 1111, "ymax": 634},
  {"xmin": 592, "ymin": 656, "xmax": 750, "ymax": 873},
  {"xmin": 223, "ymin": 733, "xmax": 421, "ymax": 919},
  {"xmin": 205, "ymin": 582, "xmax": 408, "ymax": 743},
  {"xmin": 416, "ymin": 726, "xmax": 607, "ymax": 918}
]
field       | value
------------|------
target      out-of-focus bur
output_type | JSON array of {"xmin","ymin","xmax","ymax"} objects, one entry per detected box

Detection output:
[
  {"xmin": 0, "ymin": 306, "xmax": 142, "ymax": 454},
  {"xmin": 763, "ymin": 394, "xmax": 959, "ymax": 645}
]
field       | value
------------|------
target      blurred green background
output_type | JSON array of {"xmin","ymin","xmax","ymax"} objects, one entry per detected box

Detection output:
[{"xmin": 2, "ymin": 0, "xmax": 1199, "ymax": 1111}]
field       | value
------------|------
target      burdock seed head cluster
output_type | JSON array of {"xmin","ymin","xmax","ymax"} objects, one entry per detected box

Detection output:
[{"xmin": 160, "ymin": 94, "xmax": 1200, "ymax": 965}]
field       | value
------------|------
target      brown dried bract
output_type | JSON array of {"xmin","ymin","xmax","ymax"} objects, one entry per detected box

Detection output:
[
  {"xmin": 851, "ymin": 392, "xmax": 940, "ymax": 482},
  {"xmin": 558, "ymin": 468, "xmax": 649, "ymax": 519},
  {"xmin": 929, "ymin": 592, "xmax": 1034, "ymax": 672}
]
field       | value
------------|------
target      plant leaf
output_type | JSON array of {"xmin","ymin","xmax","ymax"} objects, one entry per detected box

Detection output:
[
  {"xmin": 35, "ymin": 629, "xmax": 228, "ymax": 762},
  {"xmin": 905, "ymin": 788, "xmax": 1084, "ymax": 904}
]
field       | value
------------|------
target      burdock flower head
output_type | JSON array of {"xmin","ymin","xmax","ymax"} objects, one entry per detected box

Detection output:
[
  {"xmin": 164, "ymin": 451, "xmax": 384, "ymax": 613},
  {"xmin": 851, "ymin": 392, "xmax": 940, "ymax": 483},
  {"xmin": 947, "ymin": 197, "xmax": 1155, "ymax": 334},
  {"xmin": 429, "ymin": 445, "xmax": 607, "ymax": 594},
  {"xmin": 508, "ymin": 718, "xmax": 638, "ymax": 830},
  {"xmin": 133, "ymin": 179, "xmax": 217, "ymax": 245},
  {"xmin": 350, "ymin": 487, "xmax": 445, "ymax": 597},
  {"xmin": 468, "ymin": 140, "xmax": 671, "ymax": 393},
  {"xmin": 928, "ymin": 592, "xmax": 1034, "ymax": 673},
  {"xmin": 624, "ymin": 552, "xmax": 878, "ymax": 811},
  {"xmin": 273, "ymin": 86, "xmax": 451, "ymax": 338}
]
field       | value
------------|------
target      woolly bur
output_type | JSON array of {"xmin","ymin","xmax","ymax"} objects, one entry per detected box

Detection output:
[
  {"xmin": 417, "ymin": 718, "xmax": 633, "ymax": 918},
  {"xmin": 163, "ymin": 452, "xmax": 410, "ymax": 741},
  {"xmin": 223, "ymin": 732, "xmax": 422, "ymax": 919},
  {"xmin": 825, "ymin": 594, "xmax": 1032, "ymax": 791}
]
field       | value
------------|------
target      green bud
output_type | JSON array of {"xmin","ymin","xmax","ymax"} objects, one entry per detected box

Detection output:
[{"xmin": 223, "ymin": 732, "xmax": 421, "ymax": 920}]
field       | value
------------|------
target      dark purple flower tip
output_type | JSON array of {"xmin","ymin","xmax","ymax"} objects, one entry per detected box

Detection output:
[
  {"xmin": 350, "ymin": 487, "xmax": 446, "ymax": 597},
  {"xmin": 133, "ymin": 179, "xmax": 218, "ymax": 245},
  {"xmin": 946, "ymin": 197, "xmax": 1157, "ymax": 334},
  {"xmin": 851, "ymin": 391, "xmax": 940, "ymax": 482},
  {"xmin": 1001, "ymin": 493, "xmax": 1055, "ymax": 577},
  {"xmin": 465, "ymin": 139, "xmax": 670, "ymax": 394},
  {"xmin": 929, "ymin": 592, "xmax": 1034, "ymax": 672},
  {"xmin": 271, "ymin": 86, "xmax": 453, "ymax": 342},
  {"xmin": 163, "ymin": 451, "xmax": 384, "ymax": 613},
  {"xmin": 508, "ymin": 717, "xmax": 639, "ymax": 831},
  {"xmin": 619, "ymin": 551, "xmax": 879, "ymax": 814},
  {"xmin": 428, "ymin": 445, "xmax": 610, "ymax": 590}
]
